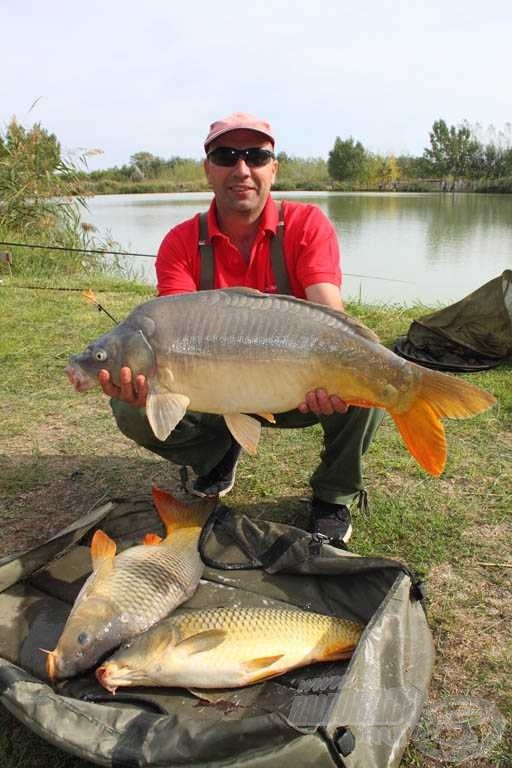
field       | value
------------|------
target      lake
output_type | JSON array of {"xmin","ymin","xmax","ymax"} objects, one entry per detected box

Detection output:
[{"xmin": 84, "ymin": 191, "xmax": 512, "ymax": 306}]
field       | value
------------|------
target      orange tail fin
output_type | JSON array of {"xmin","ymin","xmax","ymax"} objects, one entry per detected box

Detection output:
[
  {"xmin": 391, "ymin": 366, "xmax": 496, "ymax": 476},
  {"xmin": 151, "ymin": 486, "xmax": 217, "ymax": 536}
]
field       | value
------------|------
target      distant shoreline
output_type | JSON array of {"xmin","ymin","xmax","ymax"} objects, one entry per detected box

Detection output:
[{"xmin": 81, "ymin": 178, "xmax": 512, "ymax": 196}]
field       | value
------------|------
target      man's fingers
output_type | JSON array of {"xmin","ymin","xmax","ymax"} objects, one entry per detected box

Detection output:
[
  {"xmin": 133, "ymin": 375, "xmax": 148, "ymax": 405},
  {"xmin": 98, "ymin": 369, "xmax": 120, "ymax": 398},
  {"xmin": 299, "ymin": 389, "xmax": 349, "ymax": 416},
  {"xmin": 315, "ymin": 389, "xmax": 334, "ymax": 416},
  {"xmin": 330, "ymin": 395, "xmax": 349, "ymax": 414},
  {"xmin": 98, "ymin": 367, "xmax": 147, "ymax": 405},
  {"xmin": 119, "ymin": 366, "xmax": 135, "ymax": 399}
]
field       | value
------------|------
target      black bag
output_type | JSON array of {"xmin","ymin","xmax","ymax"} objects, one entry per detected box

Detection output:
[{"xmin": 0, "ymin": 496, "xmax": 433, "ymax": 767}]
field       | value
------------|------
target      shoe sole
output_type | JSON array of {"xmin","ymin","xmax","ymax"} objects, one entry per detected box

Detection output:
[
  {"xmin": 341, "ymin": 522, "xmax": 353, "ymax": 544},
  {"xmin": 187, "ymin": 470, "xmax": 237, "ymax": 499}
]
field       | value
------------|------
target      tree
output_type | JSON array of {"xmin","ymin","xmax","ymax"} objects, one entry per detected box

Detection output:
[
  {"xmin": 129, "ymin": 151, "xmax": 164, "ymax": 179},
  {"xmin": 396, "ymin": 154, "xmax": 432, "ymax": 179},
  {"xmin": 423, "ymin": 119, "xmax": 480, "ymax": 180},
  {"xmin": 327, "ymin": 137, "xmax": 366, "ymax": 181},
  {"xmin": 466, "ymin": 122, "xmax": 512, "ymax": 178}
]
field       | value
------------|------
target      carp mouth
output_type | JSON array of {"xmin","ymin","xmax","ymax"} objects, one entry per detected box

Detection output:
[
  {"xmin": 96, "ymin": 662, "xmax": 150, "ymax": 694},
  {"xmin": 65, "ymin": 364, "xmax": 96, "ymax": 392},
  {"xmin": 96, "ymin": 664, "xmax": 118, "ymax": 694}
]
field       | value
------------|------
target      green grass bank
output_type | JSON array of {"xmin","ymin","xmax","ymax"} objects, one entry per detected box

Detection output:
[{"xmin": 0, "ymin": 276, "xmax": 510, "ymax": 767}]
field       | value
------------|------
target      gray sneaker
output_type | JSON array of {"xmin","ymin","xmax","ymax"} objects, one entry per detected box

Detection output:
[
  {"xmin": 310, "ymin": 498, "xmax": 352, "ymax": 547},
  {"xmin": 187, "ymin": 441, "xmax": 242, "ymax": 498}
]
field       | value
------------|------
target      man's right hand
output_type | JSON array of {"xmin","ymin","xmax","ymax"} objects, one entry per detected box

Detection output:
[{"xmin": 98, "ymin": 367, "xmax": 148, "ymax": 407}]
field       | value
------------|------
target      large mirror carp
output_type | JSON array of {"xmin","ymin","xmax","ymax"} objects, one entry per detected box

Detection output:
[{"xmin": 67, "ymin": 288, "xmax": 496, "ymax": 476}]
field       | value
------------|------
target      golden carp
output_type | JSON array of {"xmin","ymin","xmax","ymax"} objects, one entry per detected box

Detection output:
[
  {"xmin": 96, "ymin": 605, "xmax": 363, "ymax": 692},
  {"xmin": 45, "ymin": 488, "xmax": 215, "ymax": 680},
  {"xmin": 67, "ymin": 288, "xmax": 496, "ymax": 475}
]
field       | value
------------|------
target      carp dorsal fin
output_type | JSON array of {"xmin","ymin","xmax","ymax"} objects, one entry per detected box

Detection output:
[
  {"xmin": 151, "ymin": 486, "xmax": 217, "ymax": 534},
  {"xmin": 143, "ymin": 532, "xmax": 163, "ymax": 546},
  {"xmin": 90, "ymin": 529, "xmax": 116, "ymax": 571},
  {"xmin": 331, "ymin": 310, "xmax": 380, "ymax": 343},
  {"xmin": 146, "ymin": 379, "xmax": 190, "ymax": 441},
  {"xmin": 218, "ymin": 287, "xmax": 263, "ymax": 297},
  {"xmin": 175, "ymin": 629, "xmax": 227, "ymax": 655},
  {"xmin": 224, "ymin": 413, "xmax": 261, "ymax": 455},
  {"xmin": 218, "ymin": 288, "xmax": 380, "ymax": 344},
  {"xmin": 300, "ymin": 297, "xmax": 380, "ymax": 343}
]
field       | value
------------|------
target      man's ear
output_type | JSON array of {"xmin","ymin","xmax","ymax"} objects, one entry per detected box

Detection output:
[
  {"xmin": 203, "ymin": 159, "xmax": 212, "ymax": 186},
  {"xmin": 271, "ymin": 160, "xmax": 279, "ymax": 185}
]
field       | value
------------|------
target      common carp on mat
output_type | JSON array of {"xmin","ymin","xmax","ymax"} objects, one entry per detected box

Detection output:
[
  {"xmin": 96, "ymin": 605, "xmax": 364, "ymax": 693},
  {"xmin": 67, "ymin": 288, "xmax": 496, "ymax": 476},
  {"xmin": 45, "ymin": 488, "xmax": 215, "ymax": 680}
]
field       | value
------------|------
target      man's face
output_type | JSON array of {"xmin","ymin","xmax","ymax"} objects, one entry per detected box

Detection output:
[{"xmin": 204, "ymin": 129, "xmax": 278, "ymax": 218}]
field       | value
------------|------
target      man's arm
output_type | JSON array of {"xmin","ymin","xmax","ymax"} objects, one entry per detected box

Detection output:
[
  {"xmin": 297, "ymin": 282, "xmax": 349, "ymax": 416},
  {"xmin": 305, "ymin": 282, "xmax": 345, "ymax": 312}
]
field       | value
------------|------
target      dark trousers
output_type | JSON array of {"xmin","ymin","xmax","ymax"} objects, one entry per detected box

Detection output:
[{"xmin": 111, "ymin": 400, "xmax": 384, "ymax": 506}]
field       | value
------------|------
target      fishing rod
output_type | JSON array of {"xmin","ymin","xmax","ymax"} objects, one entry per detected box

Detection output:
[
  {"xmin": 0, "ymin": 240, "xmax": 414, "ymax": 284},
  {"xmin": 0, "ymin": 240, "xmax": 156, "ymax": 259}
]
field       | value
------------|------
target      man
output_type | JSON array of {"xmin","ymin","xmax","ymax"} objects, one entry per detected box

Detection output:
[{"xmin": 99, "ymin": 112, "xmax": 383, "ymax": 546}]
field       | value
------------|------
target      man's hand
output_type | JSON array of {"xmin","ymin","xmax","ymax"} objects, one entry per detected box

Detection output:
[
  {"xmin": 98, "ymin": 367, "xmax": 148, "ymax": 407},
  {"xmin": 298, "ymin": 388, "xmax": 348, "ymax": 416}
]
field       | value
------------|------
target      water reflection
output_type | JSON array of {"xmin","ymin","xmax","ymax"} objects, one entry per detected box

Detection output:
[{"xmin": 85, "ymin": 192, "xmax": 512, "ymax": 305}]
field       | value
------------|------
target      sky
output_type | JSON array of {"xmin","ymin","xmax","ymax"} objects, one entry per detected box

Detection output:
[{"xmin": 2, "ymin": 0, "xmax": 511, "ymax": 170}]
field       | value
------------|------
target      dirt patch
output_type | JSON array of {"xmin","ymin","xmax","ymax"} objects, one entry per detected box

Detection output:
[
  {"xmin": 1, "ymin": 475, "xmax": 109, "ymax": 558},
  {"xmin": 0, "ymin": 455, "xmax": 182, "ymax": 559}
]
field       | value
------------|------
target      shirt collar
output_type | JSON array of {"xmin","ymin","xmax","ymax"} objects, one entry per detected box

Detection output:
[{"xmin": 206, "ymin": 197, "xmax": 279, "ymax": 240}]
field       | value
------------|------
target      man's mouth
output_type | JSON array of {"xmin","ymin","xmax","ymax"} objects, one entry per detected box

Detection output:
[{"xmin": 230, "ymin": 185, "xmax": 255, "ymax": 193}]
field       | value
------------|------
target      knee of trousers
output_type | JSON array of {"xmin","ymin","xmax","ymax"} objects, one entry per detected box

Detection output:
[{"xmin": 110, "ymin": 399, "xmax": 154, "ymax": 445}]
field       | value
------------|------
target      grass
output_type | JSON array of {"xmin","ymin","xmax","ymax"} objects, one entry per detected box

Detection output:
[{"xmin": 0, "ymin": 276, "xmax": 510, "ymax": 767}]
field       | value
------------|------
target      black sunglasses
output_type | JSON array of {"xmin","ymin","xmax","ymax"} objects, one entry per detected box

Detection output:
[{"xmin": 206, "ymin": 147, "xmax": 275, "ymax": 168}]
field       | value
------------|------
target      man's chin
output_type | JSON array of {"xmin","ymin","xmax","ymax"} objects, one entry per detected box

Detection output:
[{"xmin": 228, "ymin": 197, "xmax": 261, "ymax": 214}]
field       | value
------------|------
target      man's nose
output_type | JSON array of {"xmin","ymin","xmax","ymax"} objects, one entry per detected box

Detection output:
[{"xmin": 232, "ymin": 158, "xmax": 251, "ymax": 175}]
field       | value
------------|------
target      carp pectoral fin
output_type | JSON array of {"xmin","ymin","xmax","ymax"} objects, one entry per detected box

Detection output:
[
  {"xmin": 146, "ymin": 382, "xmax": 190, "ymax": 441},
  {"xmin": 257, "ymin": 412, "xmax": 276, "ymax": 423},
  {"xmin": 91, "ymin": 529, "xmax": 117, "ymax": 571},
  {"xmin": 242, "ymin": 654, "xmax": 283, "ymax": 672},
  {"xmin": 320, "ymin": 643, "xmax": 357, "ymax": 662},
  {"xmin": 143, "ymin": 533, "xmax": 163, "ymax": 546},
  {"xmin": 175, "ymin": 629, "xmax": 227, "ymax": 656},
  {"xmin": 224, "ymin": 413, "xmax": 261, "ymax": 455}
]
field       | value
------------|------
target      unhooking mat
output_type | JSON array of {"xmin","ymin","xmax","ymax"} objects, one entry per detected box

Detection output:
[
  {"xmin": 394, "ymin": 269, "xmax": 512, "ymax": 372},
  {"xmin": 0, "ymin": 494, "xmax": 434, "ymax": 768}
]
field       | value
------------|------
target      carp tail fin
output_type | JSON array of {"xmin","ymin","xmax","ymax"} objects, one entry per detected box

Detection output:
[
  {"xmin": 391, "ymin": 366, "xmax": 496, "ymax": 476},
  {"xmin": 151, "ymin": 486, "xmax": 217, "ymax": 535}
]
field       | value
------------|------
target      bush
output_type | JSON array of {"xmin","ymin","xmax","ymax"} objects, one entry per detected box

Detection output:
[{"xmin": 0, "ymin": 118, "xmax": 122, "ymax": 278}]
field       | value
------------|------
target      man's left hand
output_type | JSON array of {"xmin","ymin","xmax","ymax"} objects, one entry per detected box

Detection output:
[{"xmin": 298, "ymin": 388, "xmax": 349, "ymax": 416}]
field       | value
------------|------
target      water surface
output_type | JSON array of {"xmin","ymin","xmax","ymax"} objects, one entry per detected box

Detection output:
[{"xmin": 84, "ymin": 191, "xmax": 512, "ymax": 305}]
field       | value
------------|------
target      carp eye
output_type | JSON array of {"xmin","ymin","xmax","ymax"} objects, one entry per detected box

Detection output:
[
  {"xmin": 77, "ymin": 631, "xmax": 91, "ymax": 647},
  {"xmin": 94, "ymin": 349, "xmax": 108, "ymax": 362}
]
